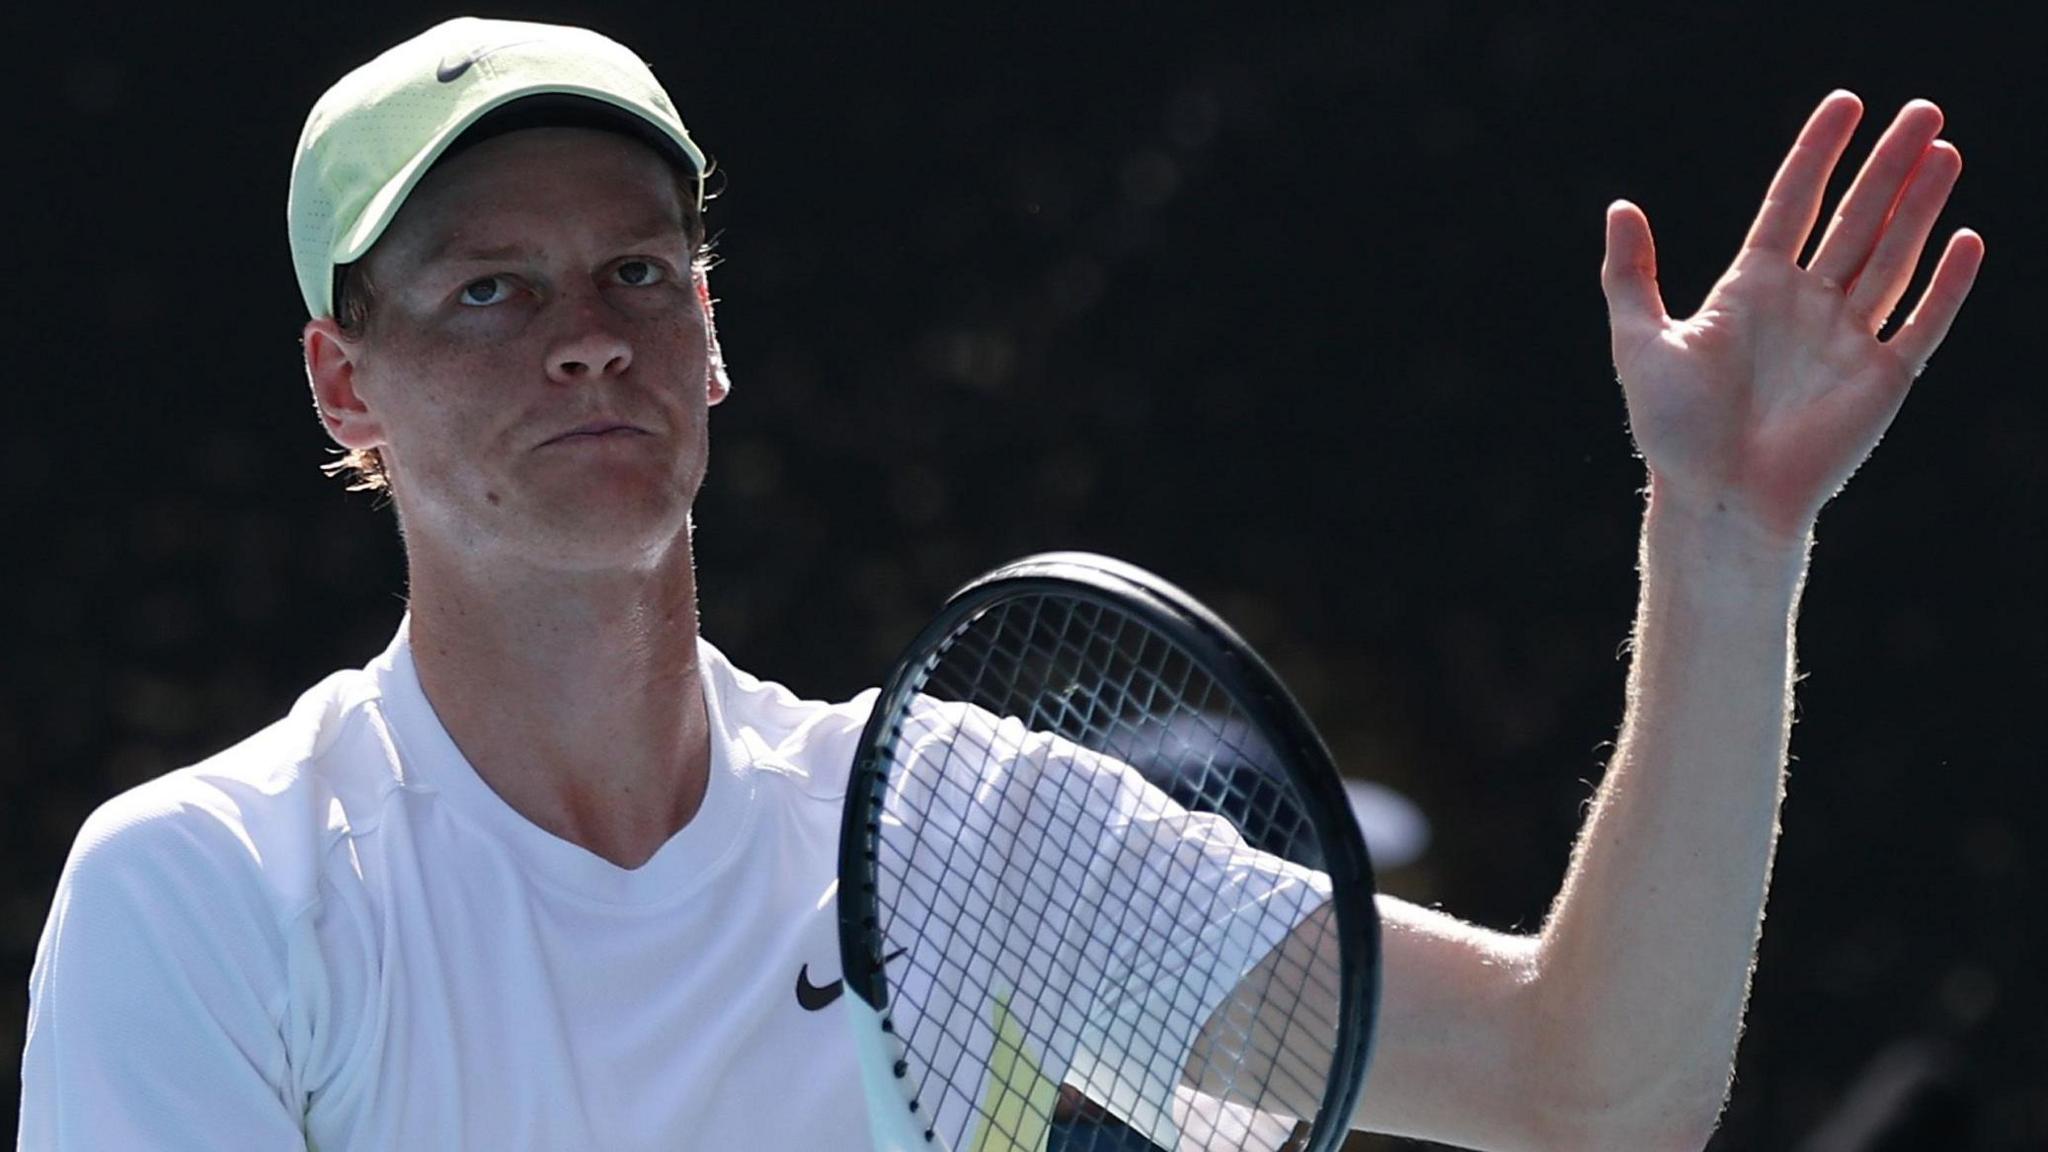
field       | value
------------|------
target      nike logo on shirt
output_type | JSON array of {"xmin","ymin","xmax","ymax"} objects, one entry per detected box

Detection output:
[{"xmin": 795, "ymin": 947, "xmax": 908, "ymax": 1011}]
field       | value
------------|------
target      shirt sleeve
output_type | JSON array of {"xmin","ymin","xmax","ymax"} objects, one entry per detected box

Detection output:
[
  {"xmin": 19, "ymin": 791, "xmax": 310, "ymax": 1151},
  {"xmin": 1036, "ymin": 735, "xmax": 1329, "ymax": 1148},
  {"xmin": 881, "ymin": 701, "xmax": 1328, "ymax": 1151}
]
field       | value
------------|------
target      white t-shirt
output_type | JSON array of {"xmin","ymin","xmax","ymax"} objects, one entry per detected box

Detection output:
[{"xmin": 21, "ymin": 623, "xmax": 1325, "ymax": 1151}]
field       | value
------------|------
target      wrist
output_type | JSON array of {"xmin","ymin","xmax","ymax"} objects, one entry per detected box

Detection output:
[{"xmin": 1642, "ymin": 480, "xmax": 1811, "ymax": 600}]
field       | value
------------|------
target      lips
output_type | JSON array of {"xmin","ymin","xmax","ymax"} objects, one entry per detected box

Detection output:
[{"xmin": 539, "ymin": 420, "xmax": 648, "ymax": 447}]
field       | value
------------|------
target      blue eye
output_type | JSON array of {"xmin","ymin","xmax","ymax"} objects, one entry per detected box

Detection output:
[
  {"xmin": 615, "ymin": 260, "xmax": 665, "ymax": 287},
  {"xmin": 459, "ymin": 277, "xmax": 510, "ymax": 306}
]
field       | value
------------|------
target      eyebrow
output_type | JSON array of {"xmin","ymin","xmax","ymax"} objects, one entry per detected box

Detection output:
[
  {"xmin": 421, "ymin": 241, "xmax": 530, "ymax": 267},
  {"xmin": 419, "ymin": 222, "xmax": 692, "ymax": 269}
]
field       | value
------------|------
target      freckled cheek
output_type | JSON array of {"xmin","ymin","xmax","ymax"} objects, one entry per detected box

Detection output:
[
  {"xmin": 382, "ymin": 367, "xmax": 514, "ymax": 475},
  {"xmin": 636, "ymin": 304, "xmax": 709, "ymax": 349}
]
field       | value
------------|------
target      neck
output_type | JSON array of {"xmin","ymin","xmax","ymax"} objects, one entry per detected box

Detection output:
[{"xmin": 403, "ymin": 536, "xmax": 712, "ymax": 870}]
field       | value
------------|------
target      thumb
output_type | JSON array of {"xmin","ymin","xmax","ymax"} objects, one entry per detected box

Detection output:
[{"xmin": 1601, "ymin": 200, "xmax": 1668, "ymax": 327}]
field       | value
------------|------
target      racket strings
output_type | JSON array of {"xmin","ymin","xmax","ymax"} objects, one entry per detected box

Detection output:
[
  {"xmin": 871, "ymin": 592, "xmax": 1343, "ymax": 1151},
  {"xmin": 915, "ymin": 598, "xmax": 1313, "ymax": 1143},
  {"xmin": 1184, "ymin": 902, "xmax": 1343, "ymax": 1120}
]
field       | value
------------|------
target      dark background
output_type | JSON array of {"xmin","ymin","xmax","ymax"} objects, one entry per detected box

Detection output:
[{"xmin": 4, "ymin": 2, "xmax": 2040, "ymax": 1148}]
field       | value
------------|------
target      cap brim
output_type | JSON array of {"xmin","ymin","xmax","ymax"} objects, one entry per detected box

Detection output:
[{"xmin": 331, "ymin": 84, "xmax": 706, "ymax": 274}]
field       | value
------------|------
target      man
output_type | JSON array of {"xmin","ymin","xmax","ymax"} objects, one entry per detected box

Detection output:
[{"xmin": 18, "ymin": 15, "xmax": 1981, "ymax": 1152}]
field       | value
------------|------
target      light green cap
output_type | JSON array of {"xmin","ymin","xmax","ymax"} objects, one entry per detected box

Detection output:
[{"xmin": 287, "ymin": 16, "xmax": 706, "ymax": 318}]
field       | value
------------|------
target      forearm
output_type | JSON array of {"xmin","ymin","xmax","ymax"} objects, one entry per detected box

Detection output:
[{"xmin": 1528, "ymin": 484, "xmax": 1809, "ymax": 1145}]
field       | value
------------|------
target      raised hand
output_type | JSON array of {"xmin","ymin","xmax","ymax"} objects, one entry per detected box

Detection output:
[{"xmin": 1601, "ymin": 92, "xmax": 1984, "ymax": 545}]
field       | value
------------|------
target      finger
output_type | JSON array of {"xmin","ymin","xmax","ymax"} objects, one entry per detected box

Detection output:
[
  {"xmin": 1601, "ymin": 200, "xmax": 1668, "ymax": 325},
  {"xmin": 1806, "ymin": 100, "xmax": 1945, "ymax": 286},
  {"xmin": 1886, "ymin": 228, "xmax": 1984, "ymax": 372},
  {"xmin": 1742, "ymin": 91, "xmax": 1864, "ymax": 259},
  {"xmin": 1847, "ymin": 140, "xmax": 1964, "ymax": 329}
]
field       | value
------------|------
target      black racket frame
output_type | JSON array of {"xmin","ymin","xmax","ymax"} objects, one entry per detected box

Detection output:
[{"xmin": 838, "ymin": 552, "xmax": 1380, "ymax": 1151}]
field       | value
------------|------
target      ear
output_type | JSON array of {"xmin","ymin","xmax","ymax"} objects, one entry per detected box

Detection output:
[
  {"xmin": 303, "ymin": 318, "xmax": 387, "ymax": 450},
  {"xmin": 696, "ymin": 270, "xmax": 731, "ymax": 406}
]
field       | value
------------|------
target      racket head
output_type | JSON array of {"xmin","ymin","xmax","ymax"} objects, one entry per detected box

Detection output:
[{"xmin": 839, "ymin": 552, "xmax": 1379, "ymax": 1152}]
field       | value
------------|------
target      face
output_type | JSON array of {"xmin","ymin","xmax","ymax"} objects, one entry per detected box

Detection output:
[{"xmin": 305, "ymin": 127, "xmax": 726, "ymax": 574}]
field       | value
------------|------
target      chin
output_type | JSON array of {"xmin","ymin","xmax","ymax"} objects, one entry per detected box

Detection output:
[
  {"xmin": 398, "ymin": 466, "xmax": 702, "ymax": 574},
  {"xmin": 526, "ymin": 497, "xmax": 697, "ymax": 571}
]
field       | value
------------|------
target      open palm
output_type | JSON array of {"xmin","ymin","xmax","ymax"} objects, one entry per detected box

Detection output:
[{"xmin": 1603, "ymin": 93, "xmax": 1984, "ymax": 544}]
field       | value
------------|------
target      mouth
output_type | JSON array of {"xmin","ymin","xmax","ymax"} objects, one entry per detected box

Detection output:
[{"xmin": 539, "ymin": 420, "xmax": 649, "ymax": 447}]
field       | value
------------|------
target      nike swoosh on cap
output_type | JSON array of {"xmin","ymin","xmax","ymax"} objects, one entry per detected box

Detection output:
[{"xmin": 435, "ymin": 40, "xmax": 544, "ymax": 83}]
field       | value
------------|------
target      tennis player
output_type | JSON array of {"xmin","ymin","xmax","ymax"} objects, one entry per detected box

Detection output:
[{"xmin": 19, "ymin": 16, "xmax": 1980, "ymax": 1152}]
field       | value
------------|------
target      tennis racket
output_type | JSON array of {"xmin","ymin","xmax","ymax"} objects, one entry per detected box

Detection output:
[{"xmin": 838, "ymin": 552, "xmax": 1380, "ymax": 1152}]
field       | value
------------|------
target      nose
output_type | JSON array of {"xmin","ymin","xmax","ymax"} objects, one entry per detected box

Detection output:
[{"xmin": 545, "ymin": 303, "xmax": 633, "ymax": 384}]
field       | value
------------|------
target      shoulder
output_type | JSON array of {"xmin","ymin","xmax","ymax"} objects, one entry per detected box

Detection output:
[
  {"xmin": 60, "ymin": 660, "xmax": 403, "ymax": 929},
  {"xmin": 699, "ymin": 638, "xmax": 878, "ymax": 800},
  {"xmin": 20, "ymin": 668, "xmax": 397, "ymax": 1149}
]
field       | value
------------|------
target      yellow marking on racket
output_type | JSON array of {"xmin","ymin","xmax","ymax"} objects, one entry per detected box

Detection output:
[{"xmin": 965, "ymin": 989, "xmax": 1058, "ymax": 1152}]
